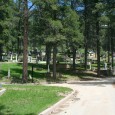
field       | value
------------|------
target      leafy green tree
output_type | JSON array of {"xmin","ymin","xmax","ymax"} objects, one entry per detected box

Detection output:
[
  {"xmin": 83, "ymin": 0, "xmax": 90, "ymax": 70},
  {"xmin": 62, "ymin": 7, "xmax": 83, "ymax": 70},
  {"xmin": 106, "ymin": 1, "xmax": 115, "ymax": 68},
  {"xmin": 13, "ymin": 0, "xmax": 24, "ymax": 56},
  {"xmin": 30, "ymin": 0, "xmax": 66, "ymax": 79},
  {"xmin": 44, "ymin": 1, "xmax": 65, "ymax": 79},
  {"xmin": 0, "ymin": 0, "xmax": 14, "ymax": 60}
]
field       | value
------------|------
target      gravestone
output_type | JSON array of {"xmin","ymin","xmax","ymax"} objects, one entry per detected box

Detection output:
[
  {"xmin": 89, "ymin": 62, "xmax": 92, "ymax": 70},
  {"xmin": 104, "ymin": 63, "xmax": 107, "ymax": 70},
  {"xmin": 29, "ymin": 74, "xmax": 32, "ymax": 79},
  {"xmin": 16, "ymin": 54, "xmax": 18, "ymax": 62},
  {"xmin": 10, "ymin": 54, "xmax": 13, "ymax": 61},
  {"xmin": 87, "ymin": 62, "xmax": 92, "ymax": 70},
  {"xmin": 92, "ymin": 67, "xmax": 95, "ymax": 71},
  {"xmin": 8, "ymin": 68, "xmax": 10, "ymax": 78},
  {"xmin": 0, "ymin": 63, "xmax": 1, "ymax": 72},
  {"xmin": 47, "ymin": 64, "xmax": 50, "ymax": 73},
  {"xmin": 0, "ymin": 84, "xmax": 2, "ymax": 88},
  {"xmin": 113, "ymin": 66, "xmax": 115, "ymax": 75},
  {"xmin": 28, "ymin": 56, "xmax": 32, "ymax": 62}
]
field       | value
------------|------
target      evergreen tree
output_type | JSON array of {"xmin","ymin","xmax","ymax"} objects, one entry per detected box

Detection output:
[
  {"xmin": 0, "ymin": 0, "xmax": 14, "ymax": 60},
  {"xmin": 62, "ymin": 7, "xmax": 83, "ymax": 70}
]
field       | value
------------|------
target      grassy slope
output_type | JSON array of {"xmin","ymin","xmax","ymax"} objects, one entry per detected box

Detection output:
[
  {"xmin": 0, "ymin": 85, "xmax": 72, "ymax": 114},
  {"xmin": 0, "ymin": 62, "xmax": 114, "ymax": 83},
  {"xmin": 0, "ymin": 63, "xmax": 47, "ymax": 82}
]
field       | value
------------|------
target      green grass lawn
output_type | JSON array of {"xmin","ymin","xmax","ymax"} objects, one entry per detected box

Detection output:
[
  {"xmin": 0, "ymin": 85, "xmax": 72, "ymax": 115},
  {"xmin": 0, "ymin": 63, "xmax": 47, "ymax": 83},
  {"xmin": 0, "ymin": 62, "xmax": 113, "ymax": 83}
]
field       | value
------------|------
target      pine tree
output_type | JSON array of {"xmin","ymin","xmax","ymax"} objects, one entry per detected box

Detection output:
[
  {"xmin": 0, "ymin": 0, "xmax": 14, "ymax": 61},
  {"xmin": 22, "ymin": 0, "xmax": 28, "ymax": 82},
  {"xmin": 62, "ymin": 7, "xmax": 83, "ymax": 70}
]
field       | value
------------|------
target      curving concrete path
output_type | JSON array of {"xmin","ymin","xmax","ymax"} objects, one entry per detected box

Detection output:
[
  {"xmin": 0, "ymin": 88, "xmax": 6, "ymax": 96},
  {"xmin": 44, "ymin": 77, "xmax": 115, "ymax": 115}
]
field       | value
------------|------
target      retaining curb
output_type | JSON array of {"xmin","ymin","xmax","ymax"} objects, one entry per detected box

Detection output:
[
  {"xmin": 0, "ymin": 88, "xmax": 6, "ymax": 96},
  {"xmin": 39, "ymin": 90, "xmax": 77, "ymax": 115}
]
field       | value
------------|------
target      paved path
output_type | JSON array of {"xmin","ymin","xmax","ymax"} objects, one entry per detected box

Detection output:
[{"xmin": 47, "ymin": 77, "xmax": 115, "ymax": 115}]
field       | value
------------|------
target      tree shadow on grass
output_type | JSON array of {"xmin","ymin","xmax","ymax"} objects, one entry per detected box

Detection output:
[
  {"xmin": 68, "ymin": 78, "xmax": 115, "ymax": 87},
  {"xmin": 29, "ymin": 63, "xmax": 47, "ymax": 69},
  {"xmin": 25, "ymin": 113, "xmax": 36, "ymax": 115},
  {"xmin": 8, "ymin": 67, "xmax": 47, "ymax": 83},
  {"xmin": 0, "ymin": 70, "xmax": 8, "ymax": 77},
  {"xmin": 0, "ymin": 104, "xmax": 13, "ymax": 115},
  {"xmin": 1, "ymin": 63, "xmax": 112, "ymax": 83},
  {"xmin": 59, "ymin": 68, "xmax": 115, "ymax": 81},
  {"xmin": 58, "ymin": 69, "xmax": 98, "ymax": 80},
  {"xmin": 17, "ymin": 63, "xmax": 47, "ymax": 70},
  {"xmin": 68, "ymin": 81, "xmax": 113, "ymax": 87},
  {"xmin": 24, "ymin": 67, "xmax": 98, "ymax": 82},
  {"xmin": 0, "ymin": 104, "xmax": 36, "ymax": 115}
]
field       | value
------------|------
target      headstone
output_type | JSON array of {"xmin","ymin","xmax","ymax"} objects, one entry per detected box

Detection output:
[
  {"xmin": 8, "ymin": 68, "xmax": 10, "ymax": 78},
  {"xmin": 2, "ymin": 56, "xmax": 3, "ymax": 60},
  {"xmin": 48, "ymin": 64, "xmax": 50, "ymax": 73},
  {"xmin": 110, "ymin": 65, "xmax": 112, "ymax": 70},
  {"xmin": 16, "ymin": 54, "xmax": 18, "ymax": 62},
  {"xmin": 0, "ymin": 84, "xmax": 2, "ymax": 88},
  {"xmin": 10, "ymin": 54, "xmax": 13, "ymax": 61},
  {"xmin": 29, "ymin": 74, "xmax": 32, "ymax": 79},
  {"xmin": 70, "ymin": 58, "xmax": 73, "ymax": 64},
  {"xmin": 0, "ymin": 63, "xmax": 1, "ymax": 72},
  {"xmin": 104, "ymin": 63, "xmax": 107, "ymax": 70},
  {"xmin": 92, "ymin": 67, "xmax": 95, "ymax": 71},
  {"xmin": 89, "ymin": 62, "xmax": 91, "ymax": 70},
  {"xmin": 87, "ymin": 62, "xmax": 91, "ymax": 70},
  {"xmin": 30, "ymin": 56, "xmax": 32, "ymax": 62},
  {"xmin": 113, "ymin": 66, "xmax": 115, "ymax": 75},
  {"xmin": 28, "ymin": 56, "xmax": 31, "ymax": 62}
]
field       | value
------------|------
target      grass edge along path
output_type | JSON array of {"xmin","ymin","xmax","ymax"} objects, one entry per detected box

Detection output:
[{"xmin": 0, "ymin": 85, "xmax": 72, "ymax": 115}]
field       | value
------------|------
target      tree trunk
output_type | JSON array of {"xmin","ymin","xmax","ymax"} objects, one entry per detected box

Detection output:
[
  {"xmin": 84, "ymin": 0, "xmax": 88, "ymax": 70},
  {"xmin": 111, "ymin": 29, "xmax": 114, "ymax": 68},
  {"xmin": 17, "ymin": 0, "xmax": 21, "ymax": 58},
  {"xmin": 17, "ymin": 18, "xmax": 22, "ymax": 57},
  {"xmin": 96, "ymin": 16, "xmax": 100, "ymax": 77},
  {"xmin": 111, "ymin": 39, "xmax": 114, "ymax": 69},
  {"xmin": 107, "ymin": 27, "xmax": 110, "ymax": 63},
  {"xmin": 53, "ymin": 44, "xmax": 57, "ymax": 79},
  {"xmin": 0, "ymin": 44, "xmax": 3, "ymax": 61},
  {"xmin": 84, "ymin": 44, "xmax": 88, "ymax": 70},
  {"xmin": 108, "ymin": 51, "xmax": 110, "ymax": 63},
  {"xmin": 73, "ymin": 47, "xmax": 76, "ymax": 70},
  {"xmin": 71, "ymin": 0, "xmax": 74, "ymax": 9},
  {"xmin": 46, "ymin": 44, "xmax": 51, "ymax": 67},
  {"xmin": 22, "ymin": 0, "xmax": 28, "ymax": 83}
]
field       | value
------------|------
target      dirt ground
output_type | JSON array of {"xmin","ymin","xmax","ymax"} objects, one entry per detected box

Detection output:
[{"xmin": 46, "ymin": 77, "xmax": 115, "ymax": 115}]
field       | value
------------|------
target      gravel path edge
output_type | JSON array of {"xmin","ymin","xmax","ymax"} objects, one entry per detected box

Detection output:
[
  {"xmin": 39, "ymin": 90, "xmax": 77, "ymax": 115},
  {"xmin": 0, "ymin": 88, "xmax": 6, "ymax": 96}
]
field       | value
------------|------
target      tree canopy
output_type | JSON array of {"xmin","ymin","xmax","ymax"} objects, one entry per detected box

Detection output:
[{"xmin": 0, "ymin": 0, "xmax": 115, "ymax": 81}]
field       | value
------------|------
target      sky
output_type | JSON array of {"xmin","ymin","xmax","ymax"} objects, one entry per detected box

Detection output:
[
  {"xmin": 76, "ymin": 6, "xmax": 85, "ymax": 11},
  {"xmin": 14, "ymin": 0, "xmax": 85, "ymax": 12}
]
